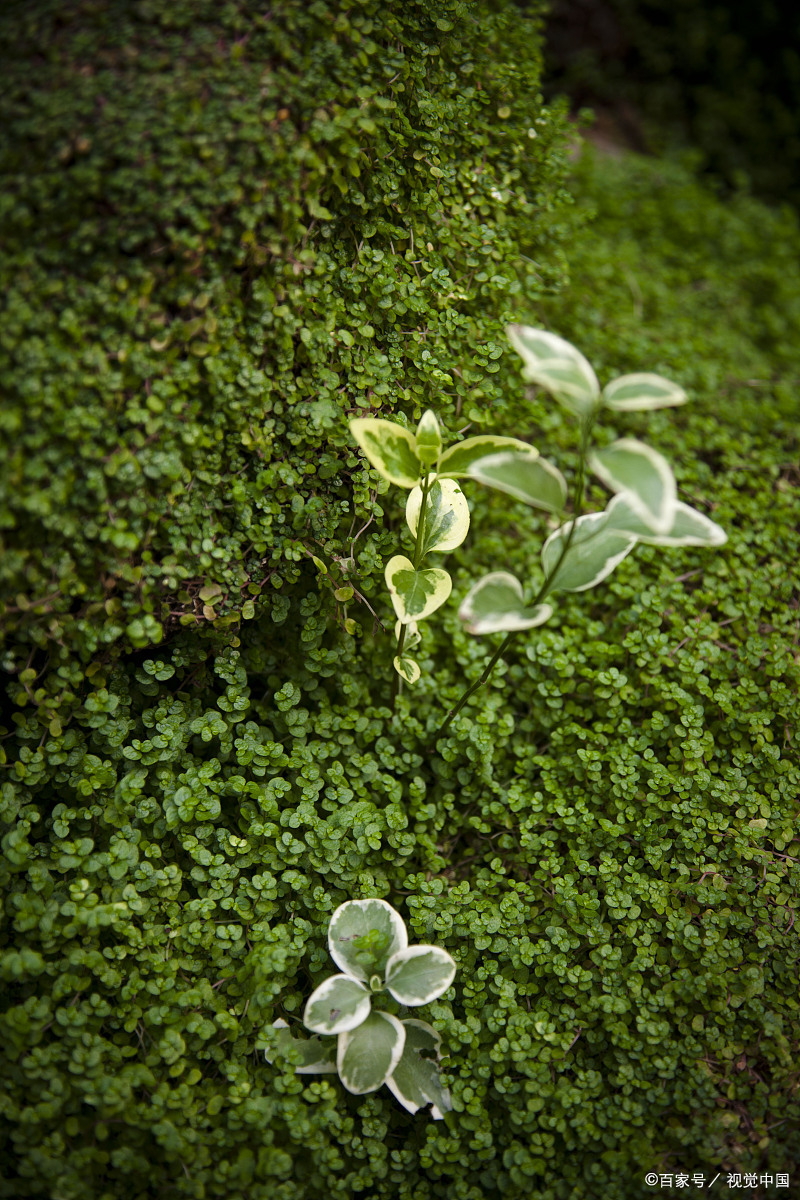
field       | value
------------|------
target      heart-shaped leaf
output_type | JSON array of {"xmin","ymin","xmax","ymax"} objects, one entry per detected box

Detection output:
[
  {"xmin": 303, "ymin": 974, "xmax": 371, "ymax": 1035},
  {"xmin": 459, "ymin": 572, "xmax": 554, "ymax": 635},
  {"xmin": 605, "ymin": 494, "xmax": 727, "ymax": 546},
  {"xmin": 506, "ymin": 324, "xmax": 600, "ymax": 416},
  {"xmin": 415, "ymin": 409, "xmax": 442, "ymax": 466},
  {"xmin": 393, "ymin": 655, "xmax": 420, "ymax": 684},
  {"xmin": 406, "ymin": 479, "xmax": 470, "ymax": 554},
  {"xmin": 589, "ymin": 438, "xmax": 676, "ymax": 534},
  {"xmin": 337, "ymin": 1010, "xmax": 406, "ymax": 1095},
  {"xmin": 542, "ymin": 511, "xmax": 637, "ymax": 592},
  {"xmin": 328, "ymin": 899, "xmax": 408, "ymax": 981},
  {"xmin": 602, "ymin": 372, "xmax": 688, "ymax": 411},
  {"xmin": 385, "ymin": 555, "xmax": 452, "ymax": 624},
  {"xmin": 385, "ymin": 945, "xmax": 456, "ymax": 1006},
  {"xmin": 350, "ymin": 418, "xmax": 422, "ymax": 487},
  {"xmin": 386, "ymin": 1019, "xmax": 452, "ymax": 1119}
]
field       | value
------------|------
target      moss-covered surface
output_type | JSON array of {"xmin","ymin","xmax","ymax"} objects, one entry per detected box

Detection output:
[{"xmin": 2, "ymin": 3, "xmax": 800, "ymax": 1199}]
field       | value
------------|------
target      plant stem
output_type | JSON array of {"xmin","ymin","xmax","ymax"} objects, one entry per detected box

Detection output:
[
  {"xmin": 394, "ymin": 472, "xmax": 431, "ymax": 669},
  {"xmin": 438, "ymin": 415, "xmax": 595, "ymax": 736}
]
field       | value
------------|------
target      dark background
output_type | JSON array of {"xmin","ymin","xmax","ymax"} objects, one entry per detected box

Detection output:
[{"xmin": 543, "ymin": 0, "xmax": 800, "ymax": 205}]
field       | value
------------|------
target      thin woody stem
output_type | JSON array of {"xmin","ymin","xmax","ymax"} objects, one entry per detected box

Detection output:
[
  {"xmin": 438, "ymin": 415, "xmax": 595, "ymax": 735},
  {"xmin": 394, "ymin": 471, "xmax": 431, "ymax": 679}
]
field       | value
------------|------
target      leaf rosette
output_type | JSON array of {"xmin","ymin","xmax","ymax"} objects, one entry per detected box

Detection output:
[{"xmin": 268, "ymin": 899, "xmax": 456, "ymax": 1117}]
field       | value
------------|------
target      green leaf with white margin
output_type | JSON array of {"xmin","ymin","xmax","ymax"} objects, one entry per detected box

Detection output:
[
  {"xmin": 506, "ymin": 324, "xmax": 600, "ymax": 417},
  {"xmin": 590, "ymin": 438, "xmax": 676, "ymax": 534},
  {"xmin": 265, "ymin": 1020, "xmax": 338, "ymax": 1074},
  {"xmin": 406, "ymin": 479, "xmax": 470, "ymax": 554},
  {"xmin": 385, "ymin": 945, "xmax": 456, "ymax": 1005},
  {"xmin": 349, "ymin": 418, "xmax": 422, "ymax": 487},
  {"xmin": 415, "ymin": 410, "xmax": 442, "ymax": 467},
  {"xmin": 605, "ymin": 494, "xmax": 727, "ymax": 546},
  {"xmin": 438, "ymin": 434, "xmax": 539, "ymax": 477},
  {"xmin": 602, "ymin": 372, "xmax": 687, "ymax": 412},
  {"xmin": 394, "ymin": 619, "xmax": 421, "ymax": 649},
  {"xmin": 542, "ymin": 512, "xmax": 637, "ymax": 593},
  {"xmin": 385, "ymin": 555, "xmax": 452, "ymax": 624},
  {"xmin": 386, "ymin": 1019, "xmax": 452, "ymax": 1119},
  {"xmin": 459, "ymin": 572, "xmax": 553, "ymax": 635},
  {"xmin": 337, "ymin": 1010, "xmax": 406, "ymax": 1095},
  {"xmin": 303, "ymin": 974, "xmax": 372, "ymax": 1035},
  {"xmin": 328, "ymin": 898, "xmax": 408, "ymax": 982},
  {"xmin": 393, "ymin": 655, "xmax": 420, "ymax": 684},
  {"xmin": 465, "ymin": 451, "xmax": 568, "ymax": 512}
]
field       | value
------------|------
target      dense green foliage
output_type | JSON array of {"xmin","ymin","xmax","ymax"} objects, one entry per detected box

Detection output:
[
  {"xmin": 0, "ymin": 0, "xmax": 570, "ymax": 709},
  {"xmin": 545, "ymin": 0, "xmax": 800, "ymax": 206},
  {"xmin": 2, "ymin": 2, "xmax": 800, "ymax": 1198}
]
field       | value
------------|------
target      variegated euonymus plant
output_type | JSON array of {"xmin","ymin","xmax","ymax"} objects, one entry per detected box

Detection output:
[
  {"xmin": 350, "ymin": 408, "xmax": 565, "ymax": 684},
  {"xmin": 266, "ymin": 899, "xmax": 456, "ymax": 1119},
  {"xmin": 350, "ymin": 326, "xmax": 727, "ymax": 730}
]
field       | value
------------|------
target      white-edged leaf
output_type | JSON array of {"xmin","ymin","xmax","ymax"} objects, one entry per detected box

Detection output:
[
  {"xmin": 385, "ymin": 555, "xmax": 452, "ymax": 624},
  {"xmin": 393, "ymin": 655, "xmax": 420, "ymax": 684},
  {"xmin": 605, "ymin": 494, "xmax": 727, "ymax": 547},
  {"xmin": 506, "ymin": 324, "xmax": 600, "ymax": 416},
  {"xmin": 385, "ymin": 945, "xmax": 456, "ymax": 1006},
  {"xmin": 386, "ymin": 1019, "xmax": 452, "ymax": 1119},
  {"xmin": 337, "ymin": 1010, "xmax": 406, "ymax": 1095},
  {"xmin": 265, "ymin": 1020, "xmax": 338, "ymax": 1074},
  {"xmin": 466, "ymin": 451, "xmax": 568, "ymax": 511},
  {"xmin": 394, "ymin": 619, "xmax": 421, "ymax": 649},
  {"xmin": 602, "ymin": 372, "xmax": 688, "ymax": 411},
  {"xmin": 459, "ymin": 572, "xmax": 553, "ymax": 635},
  {"xmin": 438, "ymin": 435, "xmax": 539, "ymax": 477},
  {"xmin": 406, "ymin": 479, "xmax": 470, "ymax": 554},
  {"xmin": 590, "ymin": 438, "xmax": 676, "ymax": 534},
  {"xmin": 328, "ymin": 899, "xmax": 408, "ymax": 982},
  {"xmin": 415, "ymin": 410, "xmax": 442, "ymax": 466},
  {"xmin": 303, "ymin": 974, "xmax": 371, "ymax": 1035},
  {"xmin": 350, "ymin": 418, "xmax": 422, "ymax": 487},
  {"xmin": 542, "ymin": 511, "xmax": 637, "ymax": 593}
]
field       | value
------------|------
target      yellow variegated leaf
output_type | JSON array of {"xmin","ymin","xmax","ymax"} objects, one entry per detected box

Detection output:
[
  {"xmin": 406, "ymin": 479, "xmax": 470, "ymax": 554},
  {"xmin": 415, "ymin": 410, "xmax": 442, "ymax": 466},
  {"xmin": 385, "ymin": 556, "xmax": 452, "ymax": 623},
  {"xmin": 350, "ymin": 418, "xmax": 422, "ymax": 487}
]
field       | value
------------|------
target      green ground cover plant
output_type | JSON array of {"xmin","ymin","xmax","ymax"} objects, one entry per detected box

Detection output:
[{"xmin": 2, "ymin": 2, "xmax": 800, "ymax": 1198}]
